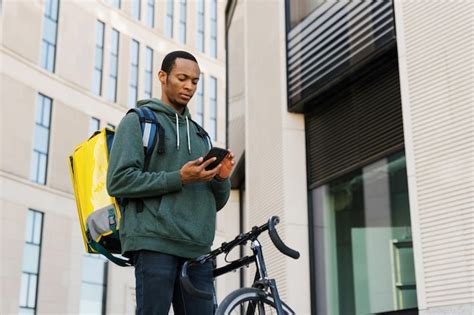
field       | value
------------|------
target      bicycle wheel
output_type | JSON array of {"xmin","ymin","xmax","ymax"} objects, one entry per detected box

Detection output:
[{"xmin": 216, "ymin": 287, "xmax": 294, "ymax": 315}]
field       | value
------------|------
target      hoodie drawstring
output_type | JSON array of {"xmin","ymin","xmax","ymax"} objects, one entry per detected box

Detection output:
[
  {"xmin": 175, "ymin": 113, "xmax": 180, "ymax": 150},
  {"xmin": 175, "ymin": 113, "xmax": 192, "ymax": 154},
  {"xmin": 185, "ymin": 116, "xmax": 191, "ymax": 154}
]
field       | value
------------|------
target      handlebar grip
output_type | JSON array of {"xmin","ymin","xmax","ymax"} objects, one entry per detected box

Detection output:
[
  {"xmin": 180, "ymin": 261, "xmax": 213, "ymax": 300},
  {"xmin": 268, "ymin": 216, "xmax": 300, "ymax": 259}
]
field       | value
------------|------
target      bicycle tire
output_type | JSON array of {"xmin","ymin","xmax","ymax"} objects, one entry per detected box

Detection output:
[{"xmin": 216, "ymin": 287, "xmax": 294, "ymax": 315}]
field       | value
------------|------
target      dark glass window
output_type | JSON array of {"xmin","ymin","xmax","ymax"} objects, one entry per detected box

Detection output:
[
  {"xmin": 144, "ymin": 47, "xmax": 153, "ymax": 98},
  {"xmin": 179, "ymin": 0, "xmax": 187, "ymax": 44},
  {"xmin": 40, "ymin": 0, "xmax": 60, "ymax": 72},
  {"xmin": 128, "ymin": 39, "xmax": 140, "ymax": 108},
  {"xmin": 209, "ymin": 76, "xmax": 217, "ymax": 140},
  {"xmin": 108, "ymin": 29, "xmax": 120, "ymax": 103},
  {"xmin": 165, "ymin": 0, "xmax": 174, "ymax": 38},
  {"xmin": 132, "ymin": 0, "xmax": 141, "ymax": 20},
  {"xmin": 310, "ymin": 152, "xmax": 417, "ymax": 314},
  {"xmin": 89, "ymin": 117, "xmax": 100, "ymax": 136},
  {"xmin": 146, "ymin": 0, "xmax": 155, "ymax": 27},
  {"xmin": 210, "ymin": 0, "xmax": 217, "ymax": 57},
  {"xmin": 197, "ymin": 0, "xmax": 205, "ymax": 52},
  {"xmin": 195, "ymin": 74, "xmax": 204, "ymax": 126},
  {"xmin": 108, "ymin": 0, "xmax": 121, "ymax": 9},
  {"xmin": 93, "ymin": 20, "xmax": 105, "ymax": 96},
  {"xmin": 30, "ymin": 94, "xmax": 52, "ymax": 185},
  {"xmin": 19, "ymin": 210, "xmax": 44, "ymax": 314},
  {"xmin": 79, "ymin": 254, "xmax": 108, "ymax": 315}
]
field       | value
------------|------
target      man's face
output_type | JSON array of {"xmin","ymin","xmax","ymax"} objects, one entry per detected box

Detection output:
[{"xmin": 159, "ymin": 58, "xmax": 200, "ymax": 110}]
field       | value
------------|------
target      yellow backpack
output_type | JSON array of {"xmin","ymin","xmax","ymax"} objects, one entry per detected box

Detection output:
[{"xmin": 68, "ymin": 107, "xmax": 161, "ymax": 266}]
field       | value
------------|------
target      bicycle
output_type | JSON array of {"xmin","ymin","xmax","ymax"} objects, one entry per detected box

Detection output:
[{"xmin": 180, "ymin": 216, "xmax": 300, "ymax": 315}]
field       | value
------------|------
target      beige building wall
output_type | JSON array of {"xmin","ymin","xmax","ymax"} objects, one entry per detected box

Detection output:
[
  {"xmin": 1, "ymin": 0, "xmax": 234, "ymax": 314},
  {"xmin": 231, "ymin": 0, "xmax": 311, "ymax": 314},
  {"xmin": 395, "ymin": 0, "xmax": 474, "ymax": 314}
]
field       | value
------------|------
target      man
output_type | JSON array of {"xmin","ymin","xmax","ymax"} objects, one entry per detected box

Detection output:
[{"xmin": 107, "ymin": 51, "xmax": 234, "ymax": 314}]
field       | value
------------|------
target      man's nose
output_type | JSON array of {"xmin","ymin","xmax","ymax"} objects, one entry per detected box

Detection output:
[{"xmin": 183, "ymin": 81, "xmax": 193, "ymax": 91}]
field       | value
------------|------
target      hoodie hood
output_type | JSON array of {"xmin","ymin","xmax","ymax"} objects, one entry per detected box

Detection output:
[{"xmin": 136, "ymin": 98, "xmax": 201, "ymax": 153}]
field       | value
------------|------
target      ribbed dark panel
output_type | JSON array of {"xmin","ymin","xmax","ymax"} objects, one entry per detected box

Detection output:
[
  {"xmin": 287, "ymin": 0, "xmax": 396, "ymax": 111},
  {"xmin": 306, "ymin": 61, "xmax": 404, "ymax": 188}
]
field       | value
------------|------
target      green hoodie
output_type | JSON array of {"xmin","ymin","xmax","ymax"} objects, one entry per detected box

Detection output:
[{"xmin": 106, "ymin": 99, "xmax": 231, "ymax": 258}]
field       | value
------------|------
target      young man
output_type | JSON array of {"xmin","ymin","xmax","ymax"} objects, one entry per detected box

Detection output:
[{"xmin": 107, "ymin": 51, "xmax": 234, "ymax": 314}]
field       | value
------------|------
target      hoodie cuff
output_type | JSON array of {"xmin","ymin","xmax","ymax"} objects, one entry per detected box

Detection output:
[
  {"xmin": 211, "ymin": 177, "xmax": 231, "ymax": 192},
  {"xmin": 166, "ymin": 171, "xmax": 183, "ymax": 193}
]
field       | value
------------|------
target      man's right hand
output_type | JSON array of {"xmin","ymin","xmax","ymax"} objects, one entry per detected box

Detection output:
[{"xmin": 180, "ymin": 157, "xmax": 221, "ymax": 185}]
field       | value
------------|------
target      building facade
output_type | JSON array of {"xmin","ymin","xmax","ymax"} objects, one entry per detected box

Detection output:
[
  {"xmin": 226, "ymin": 0, "xmax": 473, "ymax": 315},
  {"xmin": 0, "ymin": 0, "xmax": 240, "ymax": 314}
]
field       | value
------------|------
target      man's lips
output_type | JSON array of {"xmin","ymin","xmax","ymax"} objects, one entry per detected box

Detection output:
[{"xmin": 180, "ymin": 93, "xmax": 191, "ymax": 100}]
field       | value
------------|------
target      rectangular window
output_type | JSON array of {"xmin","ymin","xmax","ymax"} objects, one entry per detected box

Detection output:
[
  {"xmin": 210, "ymin": 0, "xmax": 217, "ymax": 58},
  {"xmin": 129, "ymin": 39, "xmax": 140, "ymax": 108},
  {"xmin": 310, "ymin": 152, "xmax": 417, "ymax": 314},
  {"xmin": 30, "ymin": 94, "xmax": 52, "ymax": 185},
  {"xmin": 40, "ymin": 0, "xmax": 60, "ymax": 72},
  {"xmin": 92, "ymin": 20, "xmax": 105, "ymax": 96},
  {"xmin": 209, "ymin": 76, "xmax": 217, "ymax": 140},
  {"xmin": 80, "ymin": 254, "xmax": 108, "ymax": 315},
  {"xmin": 165, "ymin": 0, "xmax": 174, "ymax": 38},
  {"xmin": 196, "ymin": 0, "xmax": 205, "ymax": 52},
  {"xmin": 108, "ymin": 0, "xmax": 121, "ymax": 9},
  {"xmin": 108, "ymin": 29, "xmax": 120, "ymax": 103},
  {"xmin": 146, "ymin": 0, "xmax": 155, "ymax": 27},
  {"xmin": 89, "ymin": 117, "xmax": 100, "ymax": 136},
  {"xmin": 179, "ymin": 0, "xmax": 187, "ymax": 44},
  {"xmin": 195, "ymin": 74, "xmax": 204, "ymax": 126},
  {"xmin": 144, "ymin": 47, "xmax": 153, "ymax": 99},
  {"xmin": 132, "ymin": 0, "xmax": 141, "ymax": 20},
  {"xmin": 19, "ymin": 209, "xmax": 44, "ymax": 314}
]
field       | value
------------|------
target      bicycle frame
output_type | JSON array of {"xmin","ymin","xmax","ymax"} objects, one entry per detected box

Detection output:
[{"xmin": 181, "ymin": 216, "xmax": 299, "ymax": 315}]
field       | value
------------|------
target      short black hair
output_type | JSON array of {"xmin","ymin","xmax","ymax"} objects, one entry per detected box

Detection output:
[{"xmin": 161, "ymin": 51, "xmax": 198, "ymax": 74}]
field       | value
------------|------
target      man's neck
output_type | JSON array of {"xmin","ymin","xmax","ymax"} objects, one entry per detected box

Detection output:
[{"xmin": 161, "ymin": 98, "xmax": 185, "ymax": 115}]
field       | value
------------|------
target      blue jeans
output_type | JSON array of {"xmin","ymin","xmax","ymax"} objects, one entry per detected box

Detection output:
[{"xmin": 134, "ymin": 250, "xmax": 214, "ymax": 315}]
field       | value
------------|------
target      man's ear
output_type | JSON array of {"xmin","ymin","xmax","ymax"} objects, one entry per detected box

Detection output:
[{"xmin": 158, "ymin": 70, "xmax": 167, "ymax": 85}]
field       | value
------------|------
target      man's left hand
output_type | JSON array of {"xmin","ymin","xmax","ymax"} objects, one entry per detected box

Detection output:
[{"xmin": 216, "ymin": 150, "xmax": 235, "ymax": 180}]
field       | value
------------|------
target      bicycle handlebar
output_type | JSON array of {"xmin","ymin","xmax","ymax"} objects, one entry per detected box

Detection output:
[
  {"xmin": 180, "ymin": 216, "xmax": 299, "ymax": 299},
  {"xmin": 268, "ymin": 216, "xmax": 300, "ymax": 259}
]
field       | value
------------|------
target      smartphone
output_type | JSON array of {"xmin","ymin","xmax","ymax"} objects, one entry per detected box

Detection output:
[{"xmin": 203, "ymin": 147, "xmax": 229, "ymax": 170}]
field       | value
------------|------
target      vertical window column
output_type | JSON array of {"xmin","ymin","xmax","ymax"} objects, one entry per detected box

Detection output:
[
  {"xmin": 132, "ymin": 0, "xmax": 141, "ymax": 21},
  {"xmin": 40, "ymin": 0, "xmax": 60, "ymax": 72},
  {"xmin": 79, "ymin": 254, "xmax": 108, "ymax": 315},
  {"xmin": 19, "ymin": 210, "xmax": 44, "ymax": 314},
  {"xmin": 144, "ymin": 47, "xmax": 153, "ymax": 99},
  {"xmin": 92, "ymin": 21, "xmax": 105, "ymax": 96},
  {"xmin": 108, "ymin": 0, "xmax": 121, "ymax": 9},
  {"xmin": 89, "ymin": 117, "xmax": 100, "ymax": 136},
  {"xmin": 196, "ymin": 74, "xmax": 204, "ymax": 126},
  {"xmin": 197, "ymin": 0, "xmax": 205, "ymax": 52},
  {"xmin": 210, "ymin": 0, "xmax": 217, "ymax": 58},
  {"xmin": 146, "ymin": 0, "xmax": 155, "ymax": 28},
  {"xmin": 128, "ymin": 39, "xmax": 140, "ymax": 108},
  {"xmin": 209, "ymin": 76, "xmax": 217, "ymax": 140},
  {"xmin": 108, "ymin": 29, "xmax": 120, "ymax": 103},
  {"xmin": 179, "ymin": 0, "xmax": 187, "ymax": 44},
  {"xmin": 165, "ymin": 0, "xmax": 174, "ymax": 38},
  {"xmin": 30, "ymin": 94, "xmax": 52, "ymax": 185}
]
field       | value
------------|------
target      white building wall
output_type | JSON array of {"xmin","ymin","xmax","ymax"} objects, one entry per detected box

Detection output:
[
  {"xmin": 0, "ymin": 0, "xmax": 231, "ymax": 314},
  {"xmin": 395, "ymin": 0, "xmax": 474, "ymax": 313},
  {"xmin": 242, "ymin": 0, "xmax": 311, "ymax": 314}
]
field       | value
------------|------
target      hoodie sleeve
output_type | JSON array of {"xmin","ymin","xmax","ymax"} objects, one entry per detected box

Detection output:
[
  {"xmin": 107, "ymin": 113, "xmax": 183, "ymax": 198},
  {"xmin": 210, "ymin": 178, "xmax": 231, "ymax": 211}
]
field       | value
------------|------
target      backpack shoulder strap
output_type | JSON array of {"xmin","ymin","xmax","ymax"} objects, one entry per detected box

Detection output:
[
  {"xmin": 127, "ymin": 107, "xmax": 159, "ymax": 164},
  {"xmin": 189, "ymin": 118, "xmax": 212, "ymax": 150}
]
